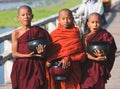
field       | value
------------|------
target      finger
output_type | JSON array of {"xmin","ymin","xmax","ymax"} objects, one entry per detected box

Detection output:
[
  {"xmin": 93, "ymin": 50, "xmax": 98, "ymax": 56},
  {"xmin": 103, "ymin": 56, "xmax": 107, "ymax": 60},
  {"xmin": 38, "ymin": 44, "xmax": 42, "ymax": 47},
  {"xmin": 63, "ymin": 62, "xmax": 67, "ymax": 69},
  {"xmin": 38, "ymin": 44, "xmax": 43, "ymax": 48},
  {"xmin": 35, "ymin": 54, "xmax": 42, "ymax": 57},
  {"xmin": 48, "ymin": 63, "xmax": 51, "ymax": 67},
  {"xmin": 30, "ymin": 52, "xmax": 34, "ymax": 55},
  {"xmin": 67, "ymin": 61, "xmax": 71, "ymax": 67},
  {"xmin": 96, "ymin": 49, "xmax": 101, "ymax": 53},
  {"xmin": 36, "ymin": 45, "xmax": 44, "ymax": 53},
  {"xmin": 59, "ymin": 61, "xmax": 65, "ymax": 68},
  {"xmin": 94, "ymin": 49, "xmax": 97, "ymax": 53},
  {"xmin": 58, "ymin": 61, "xmax": 62, "ymax": 66},
  {"xmin": 43, "ymin": 45, "xmax": 46, "ymax": 48},
  {"xmin": 36, "ymin": 47, "xmax": 42, "ymax": 54},
  {"xmin": 94, "ymin": 49, "xmax": 100, "ymax": 54},
  {"xmin": 46, "ymin": 62, "xmax": 51, "ymax": 67},
  {"xmin": 101, "ymin": 50, "xmax": 106, "ymax": 55},
  {"xmin": 99, "ymin": 56, "xmax": 107, "ymax": 61},
  {"xmin": 94, "ymin": 49, "xmax": 104, "ymax": 56}
]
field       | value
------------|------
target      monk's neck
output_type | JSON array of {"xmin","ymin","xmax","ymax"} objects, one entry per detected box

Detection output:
[{"xmin": 22, "ymin": 25, "xmax": 31, "ymax": 31}]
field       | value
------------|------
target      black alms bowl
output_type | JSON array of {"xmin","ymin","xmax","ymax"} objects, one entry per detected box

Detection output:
[
  {"xmin": 88, "ymin": 41, "xmax": 110, "ymax": 56},
  {"xmin": 49, "ymin": 61, "xmax": 69, "ymax": 81},
  {"xmin": 28, "ymin": 38, "xmax": 48, "ymax": 54}
]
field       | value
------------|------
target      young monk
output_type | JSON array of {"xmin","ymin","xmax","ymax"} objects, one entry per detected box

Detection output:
[
  {"xmin": 46, "ymin": 8, "xmax": 86, "ymax": 89},
  {"xmin": 81, "ymin": 12, "xmax": 117, "ymax": 89},
  {"xmin": 10, "ymin": 5, "xmax": 51, "ymax": 89}
]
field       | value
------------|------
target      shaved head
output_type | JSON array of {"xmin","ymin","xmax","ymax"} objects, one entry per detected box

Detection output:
[
  {"xmin": 18, "ymin": 5, "xmax": 32, "ymax": 15},
  {"xmin": 88, "ymin": 12, "xmax": 102, "ymax": 21},
  {"xmin": 58, "ymin": 8, "xmax": 73, "ymax": 18}
]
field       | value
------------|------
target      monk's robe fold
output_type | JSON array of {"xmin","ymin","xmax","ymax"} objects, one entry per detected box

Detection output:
[
  {"xmin": 81, "ymin": 29, "xmax": 117, "ymax": 88},
  {"xmin": 46, "ymin": 24, "xmax": 85, "ymax": 89},
  {"xmin": 11, "ymin": 26, "xmax": 51, "ymax": 89},
  {"xmin": 47, "ymin": 24, "xmax": 85, "ymax": 62}
]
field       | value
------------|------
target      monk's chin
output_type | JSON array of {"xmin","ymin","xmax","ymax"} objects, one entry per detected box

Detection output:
[
  {"xmin": 64, "ymin": 25, "xmax": 72, "ymax": 29},
  {"xmin": 65, "ymin": 27, "xmax": 70, "ymax": 29}
]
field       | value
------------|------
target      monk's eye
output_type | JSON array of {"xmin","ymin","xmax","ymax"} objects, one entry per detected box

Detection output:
[
  {"xmin": 97, "ymin": 21, "xmax": 101, "ymax": 24},
  {"xmin": 68, "ymin": 17, "xmax": 72, "ymax": 20},
  {"xmin": 62, "ymin": 18, "xmax": 65, "ymax": 20},
  {"xmin": 21, "ymin": 14, "xmax": 25, "ymax": 16}
]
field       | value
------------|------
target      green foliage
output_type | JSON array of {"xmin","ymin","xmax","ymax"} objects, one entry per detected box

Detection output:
[{"xmin": 0, "ymin": 0, "xmax": 81, "ymax": 27}]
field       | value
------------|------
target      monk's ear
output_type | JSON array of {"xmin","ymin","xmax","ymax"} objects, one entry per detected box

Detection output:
[
  {"xmin": 58, "ymin": 18, "xmax": 60, "ymax": 22},
  {"xmin": 31, "ymin": 14, "xmax": 34, "ymax": 19},
  {"xmin": 57, "ymin": 18, "xmax": 60, "ymax": 23},
  {"xmin": 87, "ymin": 21, "xmax": 89, "ymax": 27},
  {"xmin": 17, "ymin": 15, "xmax": 20, "ymax": 22},
  {"xmin": 72, "ymin": 17, "xmax": 74, "ymax": 23}
]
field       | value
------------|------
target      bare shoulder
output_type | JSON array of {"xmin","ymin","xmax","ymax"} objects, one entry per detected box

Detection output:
[{"xmin": 12, "ymin": 29, "xmax": 20, "ymax": 39}]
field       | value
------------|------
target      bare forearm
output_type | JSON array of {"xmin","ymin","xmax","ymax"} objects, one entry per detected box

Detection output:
[{"xmin": 12, "ymin": 52, "xmax": 30, "ymax": 58}]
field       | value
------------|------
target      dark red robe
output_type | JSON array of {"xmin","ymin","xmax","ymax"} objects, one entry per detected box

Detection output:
[
  {"xmin": 46, "ymin": 24, "xmax": 86, "ymax": 89},
  {"xmin": 11, "ymin": 26, "xmax": 51, "ymax": 89},
  {"xmin": 81, "ymin": 29, "xmax": 117, "ymax": 89}
]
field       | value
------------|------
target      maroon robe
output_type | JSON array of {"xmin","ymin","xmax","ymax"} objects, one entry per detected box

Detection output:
[
  {"xmin": 11, "ymin": 26, "xmax": 51, "ymax": 89},
  {"xmin": 81, "ymin": 29, "xmax": 117, "ymax": 89}
]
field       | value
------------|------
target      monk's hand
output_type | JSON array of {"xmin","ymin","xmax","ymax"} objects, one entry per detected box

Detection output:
[
  {"xmin": 46, "ymin": 61, "xmax": 51, "ymax": 68},
  {"xmin": 59, "ymin": 57, "xmax": 70, "ymax": 69},
  {"xmin": 29, "ymin": 52, "xmax": 42, "ymax": 57},
  {"xmin": 36, "ymin": 44, "xmax": 46, "ymax": 53},
  {"xmin": 93, "ymin": 49, "xmax": 107, "ymax": 61},
  {"xmin": 28, "ymin": 52, "xmax": 34, "ymax": 57},
  {"xmin": 36, "ymin": 44, "xmax": 46, "ymax": 57}
]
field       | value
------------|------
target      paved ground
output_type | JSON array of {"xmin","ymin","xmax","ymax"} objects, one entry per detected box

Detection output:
[
  {"xmin": 105, "ymin": 0, "xmax": 120, "ymax": 89},
  {"xmin": 0, "ymin": 0, "xmax": 120, "ymax": 89}
]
